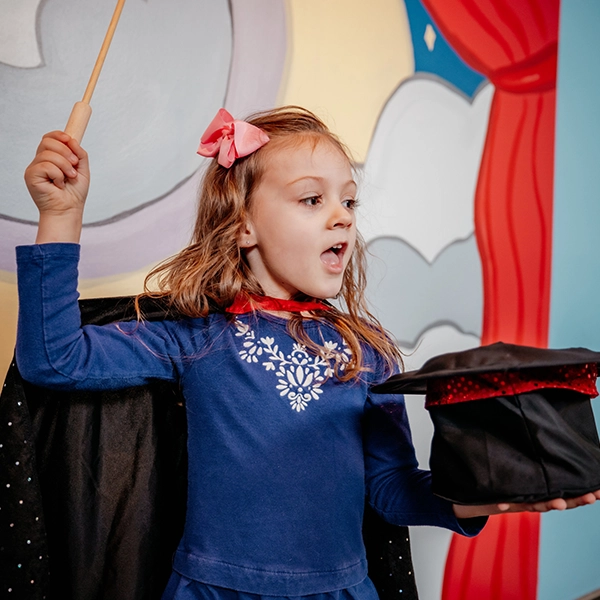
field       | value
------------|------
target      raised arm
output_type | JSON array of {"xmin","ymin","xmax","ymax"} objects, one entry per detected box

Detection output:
[{"xmin": 17, "ymin": 133, "xmax": 184, "ymax": 391}]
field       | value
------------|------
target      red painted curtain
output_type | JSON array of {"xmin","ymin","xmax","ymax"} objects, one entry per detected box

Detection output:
[{"xmin": 419, "ymin": 1, "xmax": 560, "ymax": 599}]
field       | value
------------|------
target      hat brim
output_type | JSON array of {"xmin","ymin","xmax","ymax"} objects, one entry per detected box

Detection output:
[{"xmin": 372, "ymin": 342, "xmax": 600, "ymax": 395}]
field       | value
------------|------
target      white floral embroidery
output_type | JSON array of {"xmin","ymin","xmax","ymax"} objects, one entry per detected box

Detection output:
[{"xmin": 234, "ymin": 320, "xmax": 352, "ymax": 412}]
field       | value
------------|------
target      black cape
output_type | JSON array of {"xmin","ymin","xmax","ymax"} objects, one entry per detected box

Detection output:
[{"xmin": 0, "ymin": 296, "xmax": 418, "ymax": 600}]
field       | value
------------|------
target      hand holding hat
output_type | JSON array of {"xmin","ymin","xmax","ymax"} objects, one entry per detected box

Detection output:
[{"xmin": 453, "ymin": 490, "xmax": 600, "ymax": 519}]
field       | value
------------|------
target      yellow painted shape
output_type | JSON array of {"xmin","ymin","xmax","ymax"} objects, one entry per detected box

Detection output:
[
  {"xmin": 280, "ymin": 0, "xmax": 414, "ymax": 162},
  {"xmin": 0, "ymin": 271, "xmax": 18, "ymax": 382},
  {"xmin": 0, "ymin": 265, "xmax": 154, "ymax": 382}
]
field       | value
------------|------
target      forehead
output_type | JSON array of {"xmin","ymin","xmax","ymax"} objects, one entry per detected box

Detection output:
[{"xmin": 259, "ymin": 136, "xmax": 354, "ymax": 185}]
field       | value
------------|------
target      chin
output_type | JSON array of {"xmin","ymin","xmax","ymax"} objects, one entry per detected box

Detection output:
[
  {"xmin": 307, "ymin": 283, "xmax": 343, "ymax": 300},
  {"xmin": 291, "ymin": 272, "xmax": 346, "ymax": 300}
]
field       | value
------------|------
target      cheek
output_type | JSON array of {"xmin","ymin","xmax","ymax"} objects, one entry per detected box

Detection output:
[
  {"xmin": 267, "ymin": 224, "xmax": 306, "ymax": 250},
  {"xmin": 257, "ymin": 229, "xmax": 301, "ymax": 269},
  {"xmin": 346, "ymin": 234, "xmax": 358, "ymax": 262}
]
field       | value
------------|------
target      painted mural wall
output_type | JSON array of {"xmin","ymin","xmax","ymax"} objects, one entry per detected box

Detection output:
[{"xmin": 0, "ymin": 1, "xmax": 598, "ymax": 598}]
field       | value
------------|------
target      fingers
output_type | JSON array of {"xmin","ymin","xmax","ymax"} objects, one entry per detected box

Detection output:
[
  {"xmin": 35, "ymin": 131, "xmax": 88, "ymax": 165},
  {"xmin": 454, "ymin": 492, "xmax": 599, "ymax": 519},
  {"xmin": 61, "ymin": 135, "xmax": 89, "ymax": 172},
  {"xmin": 27, "ymin": 132, "xmax": 87, "ymax": 189},
  {"xmin": 537, "ymin": 498, "xmax": 567, "ymax": 512},
  {"xmin": 518, "ymin": 497, "xmax": 583, "ymax": 513},
  {"xmin": 563, "ymin": 492, "xmax": 598, "ymax": 509},
  {"xmin": 66, "ymin": 136, "xmax": 88, "ymax": 160},
  {"xmin": 511, "ymin": 493, "xmax": 598, "ymax": 514},
  {"xmin": 494, "ymin": 501, "xmax": 550, "ymax": 513},
  {"xmin": 67, "ymin": 136, "xmax": 90, "ymax": 180},
  {"xmin": 38, "ymin": 146, "xmax": 78, "ymax": 180},
  {"xmin": 35, "ymin": 161, "xmax": 68, "ymax": 190},
  {"xmin": 39, "ymin": 133, "xmax": 81, "ymax": 166},
  {"xmin": 35, "ymin": 130, "xmax": 71, "ymax": 150}
]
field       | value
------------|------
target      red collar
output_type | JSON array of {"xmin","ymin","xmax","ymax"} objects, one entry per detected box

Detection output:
[{"xmin": 226, "ymin": 293, "xmax": 331, "ymax": 314}]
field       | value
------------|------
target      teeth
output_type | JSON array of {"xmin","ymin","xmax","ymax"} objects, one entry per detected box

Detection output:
[{"xmin": 332, "ymin": 244, "xmax": 342, "ymax": 249}]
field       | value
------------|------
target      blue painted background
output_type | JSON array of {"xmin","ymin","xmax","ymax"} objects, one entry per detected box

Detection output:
[{"xmin": 544, "ymin": 1, "xmax": 600, "ymax": 598}]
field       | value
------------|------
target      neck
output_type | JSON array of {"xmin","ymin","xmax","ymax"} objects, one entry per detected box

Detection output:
[{"xmin": 226, "ymin": 293, "xmax": 331, "ymax": 315}]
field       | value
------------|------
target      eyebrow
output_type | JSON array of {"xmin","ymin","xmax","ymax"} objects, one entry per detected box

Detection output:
[{"xmin": 287, "ymin": 176, "xmax": 357, "ymax": 188}]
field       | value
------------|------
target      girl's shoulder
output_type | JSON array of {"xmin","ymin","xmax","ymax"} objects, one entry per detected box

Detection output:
[{"xmin": 360, "ymin": 342, "xmax": 401, "ymax": 387}]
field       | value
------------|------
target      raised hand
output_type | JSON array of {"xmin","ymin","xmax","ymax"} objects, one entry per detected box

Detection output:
[{"xmin": 24, "ymin": 131, "xmax": 90, "ymax": 243}]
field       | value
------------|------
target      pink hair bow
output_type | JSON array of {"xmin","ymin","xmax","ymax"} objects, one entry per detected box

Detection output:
[{"xmin": 197, "ymin": 108, "xmax": 270, "ymax": 168}]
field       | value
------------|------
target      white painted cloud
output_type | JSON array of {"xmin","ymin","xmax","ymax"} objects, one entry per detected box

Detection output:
[
  {"xmin": 359, "ymin": 78, "xmax": 493, "ymax": 263},
  {"xmin": 0, "ymin": 0, "xmax": 43, "ymax": 67}
]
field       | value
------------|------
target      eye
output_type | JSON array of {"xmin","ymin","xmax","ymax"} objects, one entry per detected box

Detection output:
[
  {"xmin": 342, "ymin": 198, "xmax": 358, "ymax": 209},
  {"xmin": 301, "ymin": 195, "xmax": 323, "ymax": 207}
]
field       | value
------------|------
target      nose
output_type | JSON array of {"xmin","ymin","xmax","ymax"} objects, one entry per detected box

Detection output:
[{"xmin": 328, "ymin": 201, "xmax": 354, "ymax": 229}]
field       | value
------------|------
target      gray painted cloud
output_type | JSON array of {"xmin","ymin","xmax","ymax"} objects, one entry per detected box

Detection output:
[{"xmin": 366, "ymin": 235, "xmax": 483, "ymax": 345}]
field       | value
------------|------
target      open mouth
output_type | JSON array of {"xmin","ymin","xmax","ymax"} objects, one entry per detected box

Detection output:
[{"xmin": 320, "ymin": 243, "xmax": 347, "ymax": 271}]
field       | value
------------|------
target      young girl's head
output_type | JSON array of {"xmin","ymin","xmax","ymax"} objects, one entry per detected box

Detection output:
[{"xmin": 145, "ymin": 106, "xmax": 402, "ymax": 378}]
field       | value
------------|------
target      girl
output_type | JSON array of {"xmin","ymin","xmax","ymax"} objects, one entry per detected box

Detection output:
[{"xmin": 18, "ymin": 106, "xmax": 598, "ymax": 600}]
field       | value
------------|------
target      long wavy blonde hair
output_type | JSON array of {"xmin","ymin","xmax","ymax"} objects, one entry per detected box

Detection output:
[{"xmin": 140, "ymin": 106, "xmax": 403, "ymax": 380}]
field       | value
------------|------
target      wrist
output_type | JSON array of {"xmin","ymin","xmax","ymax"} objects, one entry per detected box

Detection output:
[
  {"xmin": 453, "ymin": 503, "xmax": 487, "ymax": 519},
  {"xmin": 36, "ymin": 209, "xmax": 84, "ymax": 244}
]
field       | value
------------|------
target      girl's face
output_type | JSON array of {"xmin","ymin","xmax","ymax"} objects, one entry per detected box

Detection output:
[{"xmin": 241, "ymin": 138, "xmax": 357, "ymax": 300}]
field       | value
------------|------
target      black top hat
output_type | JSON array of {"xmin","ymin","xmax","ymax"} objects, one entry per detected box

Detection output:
[{"xmin": 372, "ymin": 342, "xmax": 600, "ymax": 505}]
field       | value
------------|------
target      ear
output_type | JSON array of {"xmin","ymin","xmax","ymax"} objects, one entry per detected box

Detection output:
[{"xmin": 238, "ymin": 218, "xmax": 257, "ymax": 249}]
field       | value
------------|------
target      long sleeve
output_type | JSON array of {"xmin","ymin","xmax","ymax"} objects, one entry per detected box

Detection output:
[
  {"xmin": 16, "ymin": 243, "xmax": 186, "ymax": 390},
  {"xmin": 364, "ymin": 395, "xmax": 486, "ymax": 536}
]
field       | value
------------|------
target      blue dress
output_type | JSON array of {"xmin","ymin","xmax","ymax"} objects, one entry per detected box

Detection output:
[{"xmin": 15, "ymin": 244, "xmax": 484, "ymax": 599}]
